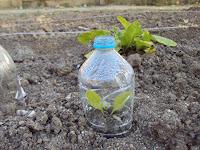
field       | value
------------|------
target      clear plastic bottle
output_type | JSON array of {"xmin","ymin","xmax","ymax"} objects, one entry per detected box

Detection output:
[
  {"xmin": 79, "ymin": 36, "xmax": 135, "ymax": 137},
  {"xmin": 0, "ymin": 45, "xmax": 26, "ymax": 115}
]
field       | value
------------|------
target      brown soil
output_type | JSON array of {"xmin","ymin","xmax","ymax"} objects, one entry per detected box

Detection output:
[{"xmin": 0, "ymin": 6, "xmax": 200, "ymax": 150}]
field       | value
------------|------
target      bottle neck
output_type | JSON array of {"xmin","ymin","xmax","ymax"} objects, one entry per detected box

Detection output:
[{"xmin": 95, "ymin": 48, "xmax": 114, "ymax": 53}]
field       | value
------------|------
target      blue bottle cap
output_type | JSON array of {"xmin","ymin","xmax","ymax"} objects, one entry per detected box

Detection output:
[{"xmin": 93, "ymin": 36, "xmax": 116, "ymax": 50}]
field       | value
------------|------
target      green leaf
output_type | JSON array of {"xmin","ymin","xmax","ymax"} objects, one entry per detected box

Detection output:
[
  {"xmin": 85, "ymin": 90, "xmax": 104, "ymax": 112},
  {"xmin": 121, "ymin": 20, "xmax": 143, "ymax": 47},
  {"xmin": 117, "ymin": 16, "xmax": 130, "ymax": 29},
  {"xmin": 134, "ymin": 38, "xmax": 153, "ymax": 50},
  {"xmin": 143, "ymin": 30, "xmax": 153, "ymax": 41},
  {"xmin": 84, "ymin": 50, "xmax": 94, "ymax": 58},
  {"xmin": 112, "ymin": 27, "xmax": 122, "ymax": 51},
  {"xmin": 152, "ymin": 35, "xmax": 177, "ymax": 47},
  {"xmin": 112, "ymin": 27, "xmax": 121, "ymax": 40},
  {"xmin": 144, "ymin": 47, "xmax": 156, "ymax": 54},
  {"xmin": 112, "ymin": 91, "xmax": 132, "ymax": 114},
  {"xmin": 77, "ymin": 30, "xmax": 111, "ymax": 45},
  {"xmin": 77, "ymin": 32, "xmax": 92, "ymax": 45}
]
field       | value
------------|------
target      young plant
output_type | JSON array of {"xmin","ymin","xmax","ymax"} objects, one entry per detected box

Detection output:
[
  {"xmin": 85, "ymin": 90, "xmax": 132, "ymax": 115},
  {"xmin": 77, "ymin": 16, "xmax": 177, "ymax": 58}
]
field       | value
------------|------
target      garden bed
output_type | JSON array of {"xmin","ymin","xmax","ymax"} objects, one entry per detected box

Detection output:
[{"xmin": 0, "ymin": 7, "xmax": 200, "ymax": 149}]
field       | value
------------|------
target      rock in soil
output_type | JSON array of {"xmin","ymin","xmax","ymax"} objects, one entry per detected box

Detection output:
[
  {"xmin": 51, "ymin": 116, "xmax": 62, "ymax": 134},
  {"xmin": 36, "ymin": 111, "xmax": 49, "ymax": 125},
  {"xmin": 127, "ymin": 54, "xmax": 142, "ymax": 68}
]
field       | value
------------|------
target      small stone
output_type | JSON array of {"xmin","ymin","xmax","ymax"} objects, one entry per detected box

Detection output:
[
  {"xmin": 78, "ymin": 26, "xmax": 89, "ymax": 31},
  {"xmin": 174, "ymin": 78, "xmax": 187, "ymax": 90},
  {"xmin": 42, "ymin": 25, "xmax": 52, "ymax": 32},
  {"xmin": 42, "ymin": 136, "xmax": 50, "ymax": 142},
  {"xmin": 23, "ymin": 132, "xmax": 32, "ymax": 138},
  {"xmin": 27, "ymin": 75, "xmax": 39, "ymax": 85},
  {"xmin": 185, "ymin": 120, "xmax": 192, "ymax": 125},
  {"xmin": 189, "ymin": 102, "xmax": 200, "ymax": 114},
  {"xmin": 56, "ymin": 66, "xmax": 72, "ymax": 77},
  {"xmin": 12, "ymin": 44, "xmax": 34, "ymax": 62},
  {"xmin": 21, "ymin": 79, "xmax": 29, "ymax": 86},
  {"xmin": 187, "ymin": 91, "xmax": 200, "ymax": 102},
  {"xmin": 51, "ymin": 116, "xmax": 62, "ymax": 134},
  {"xmin": 26, "ymin": 120, "xmax": 43, "ymax": 131},
  {"xmin": 17, "ymin": 110, "xmax": 29, "ymax": 116},
  {"xmin": 129, "ymin": 144, "xmax": 136, "ymax": 150},
  {"xmin": 65, "ymin": 93, "xmax": 72, "ymax": 100},
  {"xmin": 127, "ymin": 54, "xmax": 142, "ymax": 68},
  {"xmin": 59, "ymin": 109, "xmax": 72, "ymax": 120},
  {"xmin": 37, "ymin": 138, "xmax": 43, "ymax": 144},
  {"xmin": 19, "ymin": 121, "xmax": 25, "ymax": 126},
  {"xmin": 77, "ymin": 135, "xmax": 84, "ymax": 144},
  {"xmin": 191, "ymin": 91, "xmax": 199, "ymax": 98},
  {"xmin": 167, "ymin": 92, "xmax": 177, "ymax": 103},
  {"xmin": 47, "ymin": 104, "xmax": 57, "ymax": 114},
  {"xmin": 27, "ymin": 110, "xmax": 36, "ymax": 118},
  {"xmin": 36, "ymin": 111, "xmax": 48, "ymax": 125},
  {"xmin": 68, "ymin": 130, "xmax": 77, "ymax": 144}
]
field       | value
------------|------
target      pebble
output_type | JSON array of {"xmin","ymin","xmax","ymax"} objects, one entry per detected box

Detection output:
[
  {"xmin": 56, "ymin": 66, "xmax": 72, "ymax": 76},
  {"xmin": 174, "ymin": 78, "xmax": 187, "ymax": 89},
  {"xmin": 26, "ymin": 120, "xmax": 43, "ymax": 131},
  {"xmin": 129, "ymin": 144, "xmax": 136, "ymax": 150},
  {"xmin": 19, "ymin": 121, "xmax": 25, "ymax": 126},
  {"xmin": 127, "ymin": 54, "xmax": 142, "ymax": 68},
  {"xmin": 36, "ymin": 111, "xmax": 48, "ymax": 125},
  {"xmin": 21, "ymin": 79, "xmax": 29, "ymax": 86},
  {"xmin": 167, "ymin": 92, "xmax": 177, "ymax": 103},
  {"xmin": 185, "ymin": 120, "xmax": 192, "ymax": 125},
  {"xmin": 23, "ymin": 132, "xmax": 32, "ymax": 138},
  {"xmin": 37, "ymin": 138, "xmax": 43, "ymax": 144},
  {"xmin": 27, "ymin": 110, "xmax": 36, "ymax": 118},
  {"xmin": 27, "ymin": 75, "xmax": 39, "ymax": 85},
  {"xmin": 189, "ymin": 102, "xmax": 200, "ymax": 114},
  {"xmin": 68, "ymin": 130, "xmax": 77, "ymax": 144},
  {"xmin": 16, "ymin": 110, "xmax": 29, "ymax": 116},
  {"xmin": 51, "ymin": 116, "xmax": 62, "ymax": 134},
  {"xmin": 47, "ymin": 104, "xmax": 57, "ymax": 114}
]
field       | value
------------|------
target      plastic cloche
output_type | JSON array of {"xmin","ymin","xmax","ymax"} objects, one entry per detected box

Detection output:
[
  {"xmin": 0, "ymin": 45, "xmax": 26, "ymax": 104},
  {"xmin": 79, "ymin": 36, "xmax": 135, "ymax": 137}
]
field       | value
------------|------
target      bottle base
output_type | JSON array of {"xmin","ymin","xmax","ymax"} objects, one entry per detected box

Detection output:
[{"xmin": 87, "ymin": 120, "xmax": 133, "ymax": 138}]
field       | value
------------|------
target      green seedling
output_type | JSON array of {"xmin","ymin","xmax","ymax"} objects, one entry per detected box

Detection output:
[
  {"xmin": 77, "ymin": 30, "xmax": 110, "ymax": 45},
  {"xmin": 77, "ymin": 16, "xmax": 177, "ymax": 58},
  {"xmin": 85, "ymin": 90, "xmax": 132, "ymax": 115},
  {"xmin": 85, "ymin": 90, "xmax": 104, "ymax": 113},
  {"xmin": 111, "ymin": 91, "xmax": 131, "ymax": 114}
]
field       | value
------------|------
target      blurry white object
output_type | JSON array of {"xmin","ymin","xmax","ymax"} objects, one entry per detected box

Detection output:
[{"xmin": 0, "ymin": 45, "xmax": 26, "ymax": 102}]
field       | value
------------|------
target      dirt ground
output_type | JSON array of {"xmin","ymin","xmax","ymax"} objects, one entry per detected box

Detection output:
[{"xmin": 0, "ymin": 6, "xmax": 200, "ymax": 150}]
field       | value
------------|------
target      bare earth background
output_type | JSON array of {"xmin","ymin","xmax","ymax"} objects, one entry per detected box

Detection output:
[{"xmin": 0, "ymin": 6, "xmax": 200, "ymax": 150}]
